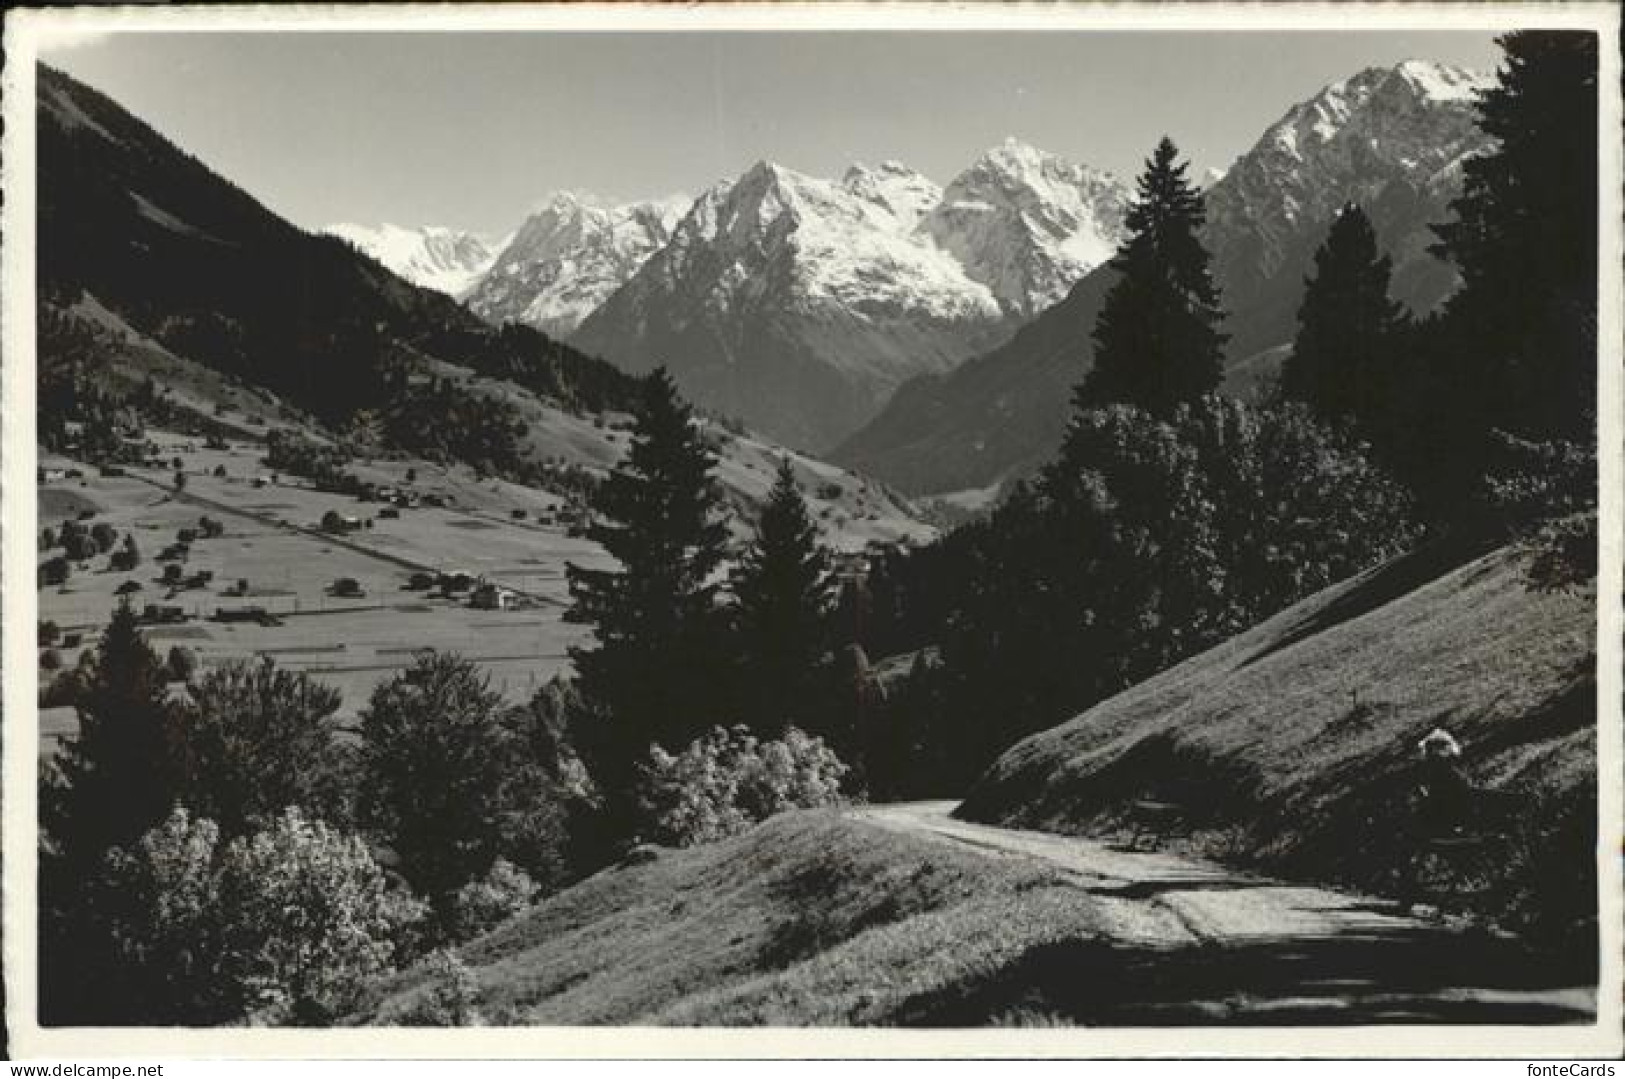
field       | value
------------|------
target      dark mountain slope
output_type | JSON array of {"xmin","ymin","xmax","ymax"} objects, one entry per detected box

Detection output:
[{"xmin": 37, "ymin": 65, "xmax": 637, "ymax": 424}]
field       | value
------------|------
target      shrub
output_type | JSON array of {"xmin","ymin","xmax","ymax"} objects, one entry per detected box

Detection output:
[
  {"xmin": 636, "ymin": 725, "xmax": 848, "ymax": 847},
  {"xmin": 41, "ymin": 556, "xmax": 71, "ymax": 586},
  {"xmin": 396, "ymin": 949, "xmax": 484, "ymax": 1026},
  {"xmin": 90, "ymin": 523, "xmax": 118, "ymax": 553},
  {"xmin": 1525, "ymin": 510, "xmax": 1597, "ymax": 593},
  {"xmin": 165, "ymin": 646, "xmax": 199, "ymax": 684},
  {"xmin": 101, "ymin": 807, "xmax": 427, "ymax": 1025},
  {"xmin": 40, "ymin": 648, "xmax": 63, "ymax": 671},
  {"xmin": 39, "ymin": 619, "xmax": 61, "ymax": 646},
  {"xmin": 449, "ymin": 859, "xmax": 538, "ymax": 943},
  {"xmin": 215, "ymin": 808, "xmax": 427, "ymax": 1025}
]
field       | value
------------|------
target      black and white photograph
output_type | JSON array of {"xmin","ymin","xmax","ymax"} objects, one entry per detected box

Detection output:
[{"xmin": 2, "ymin": 1, "xmax": 1620, "ymax": 1061}]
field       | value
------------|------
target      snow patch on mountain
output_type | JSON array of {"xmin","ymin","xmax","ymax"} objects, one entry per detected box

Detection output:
[{"xmin": 323, "ymin": 223, "xmax": 502, "ymax": 298}]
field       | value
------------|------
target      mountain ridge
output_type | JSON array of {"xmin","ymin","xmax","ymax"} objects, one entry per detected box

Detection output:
[
  {"xmin": 834, "ymin": 59, "xmax": 1493, "ymax": 496},
  {"xmin": 566, "ymin": 145, "xmax": 1131, "ymax": 450}
]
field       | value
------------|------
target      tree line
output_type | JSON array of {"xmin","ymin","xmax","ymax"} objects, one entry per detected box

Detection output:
[{"xmin": 837, "ymin": 30, "xmax": 1599, "ymax": 790}]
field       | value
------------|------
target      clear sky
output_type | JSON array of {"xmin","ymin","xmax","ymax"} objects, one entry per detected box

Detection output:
[{"xmin": 43, "ymin": 30, "xmax": 1503, "ymax": 237}]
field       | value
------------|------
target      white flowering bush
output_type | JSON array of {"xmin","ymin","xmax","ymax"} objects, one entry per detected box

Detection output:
[
  {"xmin": 636, "ymin": 725, "xmax": 849, "ymax": 847},
  {"xmin": 105, "ymin": 805, "xmax": 427, "ymax": 1026},
  {"xmin": 218, "ymin": 807, "xmax": 428, "ymax": 1025}
]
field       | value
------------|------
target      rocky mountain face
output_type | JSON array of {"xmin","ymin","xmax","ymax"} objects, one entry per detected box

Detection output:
[
  {"xmin": 463, "ymin": 193, "xmax": 688, "ymax": 337},
  {"xmin": 835, "ymin": 60, "xmax": 1493, "ymax": 497},
  {"xmin": 567, "ymin": 145, "xmax": 1131, "ymax": 450},
  {"xmin": 323, "ymin": 223, "xmax": 503, "ymax": 298},
  {"xmin": 1205, "ymin": 59, "xmax": 1493, "ymax": 360}
]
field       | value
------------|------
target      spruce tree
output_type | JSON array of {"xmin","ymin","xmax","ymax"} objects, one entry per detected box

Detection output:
[
  {"xmin": 566, "ymin": 368, "xmax": 731, "ymax": 822},
  {"xmin": 1432, "ymin": 31, "xmax": 1598, "ymax": 441},
  {"xmin": 1283, "ymin": 204, "xmax": 1406, "ymax": 430},
  {"xmin": 42, "ymin": 600, "xmax": 182, "ymax": 863},
  {"xmin": 1079, "ymin": 137, "xmax": 1227, "ymax": 416},
  {"xmin": 731, "ymin": 458, "xmax": 834, "ymax": 734},
  {"xmin": 40, "ymin": 600, "xmax": 183, "ymax": 1023}
]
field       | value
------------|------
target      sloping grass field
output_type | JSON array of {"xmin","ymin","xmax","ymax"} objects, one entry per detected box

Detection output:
[
  {"xmin": 358, "ymin": 809, "xmax": 1117, "ymax": 1026},
  {"xmin": 957, "ymin": 541, "xmax": 1597, "ymax": 945}
]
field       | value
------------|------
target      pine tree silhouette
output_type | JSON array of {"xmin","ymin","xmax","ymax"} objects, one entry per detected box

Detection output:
[
  {"xmin": 731, "ymin": 458, "xmax": 834, "ymax": 735},
  {"xmin": 1283, "ymin": 203, "xmax": 1407, "ymax": 430},
  {"xmin": 566, "ymin": 368, "xmax": 731, "ymax": 827},
  {"xmin": 1079, "ymin": 137, "xmax": 1227, "ymax": 417}
]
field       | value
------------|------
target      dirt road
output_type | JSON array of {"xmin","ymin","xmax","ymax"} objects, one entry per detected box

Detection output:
[{"xmin": 858, "ymin": 801, "xmax": 1595, "ymax": 1024}]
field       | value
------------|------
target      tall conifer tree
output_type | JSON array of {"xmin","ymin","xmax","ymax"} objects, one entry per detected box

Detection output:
[
  {"xmin": 732, "ymin": 458, "xmax": 833, "ymax": 734},
  {"xmin": 40, "ymin": 600, "xmax": 184, "ymax": 1023},
  {"xmin": 566, "ymin": 368, "xmax": 730, "ymax": 819},
  {"xmin": 1432, "ymin": 31, "xmax": 1598, "ymax": 441},
  {"xmin": 1079, "ymin": 137, "xmax": 1227, "ymax": 417},
  {"xmin": 1283, "ymin": 204, "xmax": 1406, "ymax": 430},
  {"xmin": 42, "ymin": 600, "xmax": 181, "ymax": 862}
]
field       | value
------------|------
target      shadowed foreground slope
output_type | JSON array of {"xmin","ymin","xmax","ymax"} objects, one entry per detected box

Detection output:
[
  {"xmin": 358, "ymin": 802, "xmax": 1592, "ymax": 1026},
  {"xmin": 957, "ymin": 542, "xmax": 1596, "ymax": 947}
]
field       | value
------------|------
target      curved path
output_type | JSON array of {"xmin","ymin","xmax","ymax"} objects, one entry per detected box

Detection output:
[{"xmin": 858, "ymin": 801, "xmax": 1595, "ymax": 1025}]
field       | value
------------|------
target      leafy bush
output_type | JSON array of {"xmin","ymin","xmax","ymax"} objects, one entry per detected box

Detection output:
[
  {"xmin": 1525, "ymin": 510, "xmax": 1597, "ymax": 593},
  {"xmin": 99, "ymin": 806, "xmax": 426, "ymax": 1026},
  {"xmin": 215, "ymin": 807, "xmax": 427, "ymax": 1025},
  {"xmin": 395, "ymin": 949, "xmax": 485, "ymax": 1026},
  {"xmin": 449, "ymin": 859, "xmax": 538, "ymax": 943},
  {"xmin": 636, "ymin": 725, "xmax": 848, "ymax": 847},
  {"xmin": 40, "ymin": 648, "xmax": 64, "ymax": 671}
]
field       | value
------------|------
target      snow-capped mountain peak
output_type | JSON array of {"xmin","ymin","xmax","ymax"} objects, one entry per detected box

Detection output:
[
  {"xmin": 1390, "ymin": 58, "xmax": 1492, "ymax": 103},
  {"xmin": 919, "ymin": 140, "xmax": 1131, "ymax": 316},
  {"xmin": 463, "ymin": 191, "xmax": 687, "ymax": 337},
  {"xmin": 323, "ymin": 222, "xmax": 502, "ymax": 298},
  {"xmin": 841, "ymin": 159, "xmax": 942, "ymax": 228}
]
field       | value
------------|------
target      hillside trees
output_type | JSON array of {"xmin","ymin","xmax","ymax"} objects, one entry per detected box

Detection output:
[
  {"xmin": 566, "ymin": 367, "xmax": 732, "ymax": 831},
  {"xmin": 1080, "ymin": 137, "xmax": 1227, "ymax": 415},
  {"xmin": 872, "ymin": 397, "xmax": 1420, "ymax": 791}
]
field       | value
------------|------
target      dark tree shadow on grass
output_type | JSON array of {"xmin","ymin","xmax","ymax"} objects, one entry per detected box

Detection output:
[{"xmin": 894, "ymin": 924, "xmax": 1596, "ymax": 1026}]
